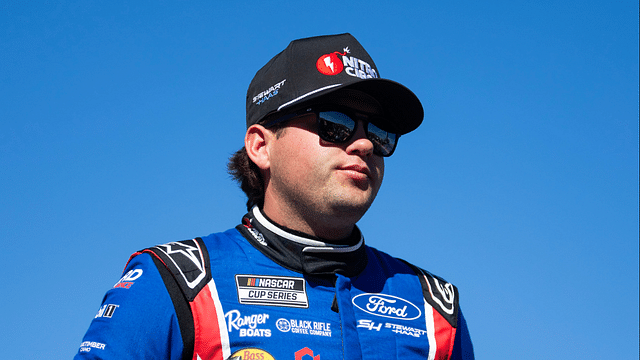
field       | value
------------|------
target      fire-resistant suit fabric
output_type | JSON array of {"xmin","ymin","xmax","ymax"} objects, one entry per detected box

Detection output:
[{"xmin": 74, "ymin": 207, "xmax": 474, "ymax": 359}]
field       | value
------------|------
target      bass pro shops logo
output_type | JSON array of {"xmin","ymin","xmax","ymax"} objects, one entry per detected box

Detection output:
[
  {"xmin": 316, "ymin": 46, "xmax": 378, "ymax": 79},
  {"xmin": 228, "ymin": 348, "xmax": 275, "ymax": 360}
]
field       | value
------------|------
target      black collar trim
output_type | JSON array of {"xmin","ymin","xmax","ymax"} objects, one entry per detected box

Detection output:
[
  {"xmin": 251, "ymin": 206, "xmax": 364, "ymax": 252},
  {"xmin": 235, "ymin": 207, "xmax": 368, "ymax": 277}
]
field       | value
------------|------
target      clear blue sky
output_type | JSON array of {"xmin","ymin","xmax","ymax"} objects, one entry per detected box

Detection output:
[{"xmin": 1, "ymin": 1, "xmax": 638, "ymax": 359}]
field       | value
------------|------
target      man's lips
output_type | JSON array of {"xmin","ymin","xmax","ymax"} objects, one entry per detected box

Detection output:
[{"xmin": 337, "ymin": 164, "xmax": 372, "ymax": 179}]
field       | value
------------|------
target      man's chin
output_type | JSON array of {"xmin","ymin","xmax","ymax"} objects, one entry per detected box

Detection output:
[{"xmin": 327, "ymin": 195, "xmax": 376, "ymax": 219}]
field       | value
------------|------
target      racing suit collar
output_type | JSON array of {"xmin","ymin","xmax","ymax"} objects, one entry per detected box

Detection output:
[{"xmin": 236, "ymin": 206, "xmax": 368, "ymax": 277}]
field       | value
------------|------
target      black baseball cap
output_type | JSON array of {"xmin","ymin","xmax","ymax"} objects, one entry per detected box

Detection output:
[{"xmin": 246, "ymin": 33, "xmax": 424, "ymax": 135}]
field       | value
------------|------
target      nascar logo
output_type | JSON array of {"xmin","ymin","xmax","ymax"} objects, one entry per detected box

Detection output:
[{"xmin": 235, "ymin": 275, "xmax": 308, "ymax": 308}]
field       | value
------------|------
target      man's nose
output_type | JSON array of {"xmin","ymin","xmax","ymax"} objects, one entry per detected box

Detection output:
[{"xmin": 345, "ymin": 121, "xmax": 374, "ymax": 157}]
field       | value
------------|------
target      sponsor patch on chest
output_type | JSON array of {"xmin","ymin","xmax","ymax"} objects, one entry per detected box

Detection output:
[
  {"xmin": 235, "ymin": 275, "xmax": 308, "ymax": 308},
  {"xmin": 352, "ymin": 293, "xmax": 422, "ymax": 320}
]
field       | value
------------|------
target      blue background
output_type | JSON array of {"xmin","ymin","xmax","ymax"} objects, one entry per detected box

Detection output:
[{"xmin": 1, "ymin": 1, "xmax": 638, "ymax": 359}]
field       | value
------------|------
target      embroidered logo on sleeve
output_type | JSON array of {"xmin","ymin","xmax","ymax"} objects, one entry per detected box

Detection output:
[
  {"xmin": 95, "ymin": 304, "xmax": 119, "ymax": 319},
  {"xmin": 113, "ymin": 269, "xmax": 143, "ymax": 289}
]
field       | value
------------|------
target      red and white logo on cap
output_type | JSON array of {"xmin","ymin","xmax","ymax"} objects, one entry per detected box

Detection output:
[
  {"xmin": 316, "ymin": 51, "xmax": 344, "ymax": 76},
  {"xmin": 317, "ymin": 47, "xmax": 352, "ymax": 76},
  {"xmin": 316, "ymin": 46, "xmax": 378, "ymax": 80}
]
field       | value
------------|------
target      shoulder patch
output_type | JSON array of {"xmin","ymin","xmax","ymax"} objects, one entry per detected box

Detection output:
[
  {"xmin": 419, "ymin": 269, "xmax": 459, "ymax": 327},
  {"xmin": 126, "ymin": 238, "xmax": 212, "ymax": 360},
  {"xmin": 399, "ymin": 260, "xmax": 459, "ymax": 328},
  {"xmin": 146, "ymin": 238, "xmax": 211, "ymax": 301}
]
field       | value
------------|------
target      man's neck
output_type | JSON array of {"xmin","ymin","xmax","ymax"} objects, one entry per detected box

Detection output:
[
  {"xmin": 239, "ymin": 207, "xmax": 368, "ymax": 277},
  {"xmin": 261, "ymin": 202, "xmax": 357, "ymax": 243}
]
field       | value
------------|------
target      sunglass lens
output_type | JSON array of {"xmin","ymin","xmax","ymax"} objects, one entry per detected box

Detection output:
[
  {"xmin": 317, "ymin": 111, "xmax": 397, "ymax": 157},
  {"xmin": 367, "ymin": 123, "xmax": 397, "ymax": 157},
  {"xmin": 318, "ymin": 111, "xmax": 356, "ymax": 142}
]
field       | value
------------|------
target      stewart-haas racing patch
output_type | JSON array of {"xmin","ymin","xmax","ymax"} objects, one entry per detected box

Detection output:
[{"xmin": 235, "ymin": 275, "xmax": 308, "ymax": 308}]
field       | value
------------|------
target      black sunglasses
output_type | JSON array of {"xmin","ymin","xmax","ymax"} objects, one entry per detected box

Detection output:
[{"xmin": 262, "ymin": 107, "xmax": 399, "ymax": 157}]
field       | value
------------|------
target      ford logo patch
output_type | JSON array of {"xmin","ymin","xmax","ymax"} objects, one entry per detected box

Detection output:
[{"xmin": 352, "ymin": 293, "xmax": 422, "ymax": 321}]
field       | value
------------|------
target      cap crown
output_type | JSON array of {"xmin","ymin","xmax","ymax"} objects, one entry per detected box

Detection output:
[{"xmin": 246, "ymin": 33, "xmax": 423, "ymax": 135}]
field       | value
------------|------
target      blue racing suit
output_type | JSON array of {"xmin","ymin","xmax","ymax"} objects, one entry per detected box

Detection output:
[{"xmin": 75, "ymin": 207, "xmax": 474, "ymax": 359}]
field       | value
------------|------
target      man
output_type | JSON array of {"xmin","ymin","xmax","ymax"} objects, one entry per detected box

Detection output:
[{"xmin": 75, "ymin": 33, "xmax": 474, "ymax": 360}]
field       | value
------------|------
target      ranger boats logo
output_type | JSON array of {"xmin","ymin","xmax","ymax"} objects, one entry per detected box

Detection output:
[{"xmin": 352, "ymin": 293, "xmax": 421, "ymax": 321}]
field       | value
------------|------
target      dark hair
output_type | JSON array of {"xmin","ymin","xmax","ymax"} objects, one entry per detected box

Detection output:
[
  {"xmin": 228, "ymin": 146, "xmax": 265, "ymax": 210},
  {"xmin": 227, "ymin": 123, "xmax": 288, "ymax": 211}
]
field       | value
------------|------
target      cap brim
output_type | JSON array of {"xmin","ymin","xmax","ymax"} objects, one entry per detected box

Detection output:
[
  {"xmin": 343, "ymin": 79, "xmax": 424, "ymax": 135},
  {"xmin": 278, "ymin": 78, "xmax": 424, "ymax": 135}
]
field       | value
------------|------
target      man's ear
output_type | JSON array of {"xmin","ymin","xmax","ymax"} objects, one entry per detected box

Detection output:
[{"xmin": 245, "ymin": 124, "xmax": 273, "ymax": 171}]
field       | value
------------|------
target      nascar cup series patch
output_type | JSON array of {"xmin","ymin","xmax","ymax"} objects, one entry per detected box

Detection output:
[{"xmin": 235, "ymin": 275, "xmax": 308, "ymax": 308}]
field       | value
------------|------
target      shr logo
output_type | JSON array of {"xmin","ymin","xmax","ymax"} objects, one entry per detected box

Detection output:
[{"xmin": 295, "ymin": 347, "xmax": 320, "ymax": 360}]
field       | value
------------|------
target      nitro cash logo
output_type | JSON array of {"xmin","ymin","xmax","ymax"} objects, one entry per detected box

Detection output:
[
  {"xmin": 228, "ymin": 348, "xmax": 275, "ymax": 360},
  {"xmin": 316, "ymin": 51, "xmax": 344, "ymax": 75},
  {"xmin": 225, "ymin": 310, "xmax": 271, "ymax": 337},
  {"xmin": 316, "ymin": 46, "xmax": 378, "ymax": 79},
  {"xmin": 352, "ymin": 293, "xmax": 421, "ymax": 320},
  {"xmin": 235, "ymin": 275, "xmax": 308, "ymax": 308}
]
